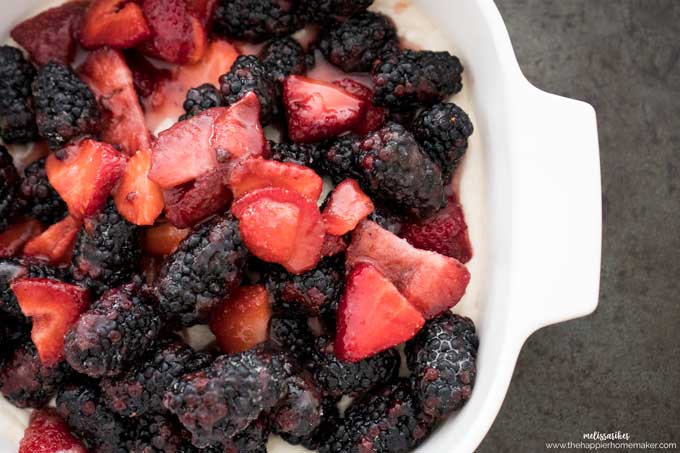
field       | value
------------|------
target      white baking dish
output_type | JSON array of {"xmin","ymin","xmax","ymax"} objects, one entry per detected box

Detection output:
[{"xmin": 0, "ymin": 0, "xmax": 601, "ymax": 452}]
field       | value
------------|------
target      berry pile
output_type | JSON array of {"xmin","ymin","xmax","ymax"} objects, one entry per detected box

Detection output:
[{"xmin": 0, "ymin": 1, "xmax": 480, "ymax": 452}]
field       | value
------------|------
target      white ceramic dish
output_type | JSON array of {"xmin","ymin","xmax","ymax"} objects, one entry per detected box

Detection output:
[{"xmin": 0, "ymin": 0, "xmax": 601, "ymax": 452}]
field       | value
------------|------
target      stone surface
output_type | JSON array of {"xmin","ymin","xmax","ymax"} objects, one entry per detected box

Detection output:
[{"xmin": 479, "ymin": 1, "xmax": 680, "ymax": 451}]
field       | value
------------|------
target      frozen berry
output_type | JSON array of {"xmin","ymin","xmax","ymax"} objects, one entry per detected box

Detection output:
[
  {"xmin": 261, "ymin": 37, "xmax": 308, "ymax": 83},
  {"xmin": 271, "ymin": 370, "xmax": 323, "ymax": 437},
  {"xmin": 301, "ymin": 0, "xmax": 373, "ymax": 22},
  {"xmin": 213, "ymin": 0, "xmax": 303, "ymax": 43},
  {"xmin": 19, "ymin": 408, "xmax": 87, "ymax": 453},
  {"xmin": 219, "ymin": 55, "xmax": 278, "ymax": 124},
  {"xmin": 0, "ymin": 46, "xmax": 38, "ymax": 143},
  {"xmin": 0, "ymin": 146, "xmax": 20, "ymax": 233},
  {"xmin": 19, "ymin": 158, "xmax": 68, "ymax": 225},
  {"xmin": 180, "ymin": 83, "xmax": 224, "ymax": 121},
  {"xmin": 270, "ymin": 141, "xmax": 322, "ymax": 168}
]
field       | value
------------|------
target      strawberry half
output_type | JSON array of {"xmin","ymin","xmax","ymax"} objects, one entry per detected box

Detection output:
[
  {"xmin": 12, "ymin": 278, "xmax": 90, "ymax": 366},
  {"xmin": 322, "ymin": 179, "xmax": 374, "ymax": 236},
  {"xmin": 283, "ymin": 75, "xmax": 366, "ymax": 143},
  {"xmin": 335, "ymin": 263, "xmax": 424, "ymax": 362},
  {"xmin": 114, "ymin": 148, "xmax": 164, "ymax": 226},
  {"xmin": 228, "ymin": 158, "xmax": 323, "ymax": 202},
  {"xmin": 186, "ymin": 0, "xmax": 218, "ymax": 28},
  {"xmin": 80, "ymin": 0, "xmax": 152, "ymax": 49},
  {"xmin": 334, "ymin": 79, "xmax": 387, "ymax": 135},
  {"xmin": 162, "ymin": 168, "xmax": 233, "ymax": 228},
  {"xmin": 23, "ymin": 216, "xmax": 81, "ymax": 265},
  {"xmin": 19, "ymin": 408, "xmax": 87, "ymax": 453},
  {"xmin": 209, "ymin": 285, "xmax": 272, "ymax": 354},
  {"xmin": 79, "ymin": 48, "xmax": 152, "ymax": 155},
  {"xmin": 11, "ymin": 1, "xmax": 88, "ymax": 66},
  {"xmin": 231, "ymin": 187, "xmax": 325, "ymax": 274},
  {"xmin": 0, "ymin": 219, "xmax": 44, "ymax": 258},
  {"xmin": 346, "ymin": 220, "xmax": 471, "ymax": 319},
  {"xmin": 142, "ymin": 223, "xmax": 190, "ymax": 256},
  {"xmin": 46, "ymin": 139, "xmax": 128, "ymax": 220}
]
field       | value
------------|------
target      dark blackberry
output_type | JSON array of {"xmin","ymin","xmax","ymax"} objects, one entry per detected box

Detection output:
[
  {"xmin": 64, "ymin": 282, "xmax": 162, "ymax": 378},
  {"xmin": 179, "ymin": 84, "xmax": 224, "ymax": 121},
  {"xmin": 0, "ymin": 146, "xmax": 20, "ymax": 232},
  {"xmin": 270, "ymin": 141, "xmax": 322, "ymax": 168},
  {"xmin": 222, "ymin": 415, "xmax": 270, "ymax": 453},
  {"xmin": 71, "ymin": 199, "xmax": 140, "ymax": 297},
  {"xmin": 271, "ymin": 370, "xmax": 323, "ymax": 437},
  {"xmin": 219, "ymin": 55, "xmax": 278, "ymax": 125},
  {"xmin": 268, "ymin": 315, "xmax": 317, "ymax": 364},
  {"xmin": 319, "ymin": 134, "xmax": 363, "ymax": 182},
  {"xmin": 405, "ymin": 312, "xmax": 478, "ymax": 419},
  {"xmin": 318, "ymin": 12, "xmax": 398, "ymax": 73},
  {"xmin": 213, "ymin": 0, "xmax": 303, "ymax": 43},
  {"xmin": 0, "ymin": 341, "xmax": 72, "ymax": 408},
  {"xmin": 372, "ymin": 50, "xmax": 464, "ymax": 111},
  {"xmin": 301, "ymin": 0, "xmax": 374, "ymax": 22},
  {"xmin": 261, "ymin": 37, "xmax": 308, "ymax": 83},
  {"xmin": 0, "ymin": 313, "xmax": 30, "ymax": 357},
  {"xmin": 101, "ymin": 338, "xmax": 211, "ymax": 417},
  {"xmin": 368, "ymin": 203, "xmax": 404, "ymax": 235},
  {"xmin": 32, "ymin": 62, "xmax": 99, "ymax": 148},
  {"xmin": 154, "ymin": 214, "xmax": 248, "ymax": 327},
  {"xmin": 163, "ymin": 348, "xmax": 288, "ymax": 447},
  {"xmin": 280, "ymin": 397, "xmax": 340, "ymax": 450},
  {"xmin": 19, "ymin": 157, "xmax": 67, "ymax": 224},
  {"xmin": 0, "ymin": 46, "xmax": 38, "ymax": 143},
  {"xmin": 127, "ymin": 413, "xmax": 186, "ymax": 453},
  {"xmin": 412, "ymin": 102, "xmax": 474, "ymax": 179}
]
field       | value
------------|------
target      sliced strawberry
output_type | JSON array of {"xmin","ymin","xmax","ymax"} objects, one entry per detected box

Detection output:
[
  {"xmin": 80, "ymin": 0, "xmax": 152, "ymax": 49},
  {"xmin": 142, "ymin": 223, "xmax": 190, "ymax": 256},
  {"xmin": 0, "ymin": 219, "xmax": 44, "ymax": 258},
  {"xmin": 209, "ymin": 285, "xmax": 272, "ymax": 354},
  {"xmin": 229, "ymin": 158, "xmax": 323, "ymax": 202},
  {"xmin": 23, "ymin": 216, "xmax": 81, "ymax": 265},
  {"xmin": 114, "ymin": 149, "xmax": 164, "ymax": 226},
  {"xmin": 321, "ymin": 234, "xmax": 348, "ymax": 258},
  {"xmin": 322, "ymin": 179, "xmax": 374, "ymax": 236},
  {"xmin": 46, "ymin": 139, "xmax": 128, "ymax": 220},
  {"xmin": 163, "ymin": 168, "xmax": 233, "ymax": 228},
  {"xmin": 186, "ymin": 0, "xmax": 218, "ymax": 28},
  {"xmin": 10, "ymin": 1, "xmax": 88, "ymax": 66},
  {"xmin": 335, "ymin": 263, "xmax": 424, "ymax": 362},
  {"xmin": 125, "ymin": 51, "xmax": 172, "ymax": 98},
  {"xmin": 232, "ymin": 187, "xmax": 325, "ymax": 274},
  {"xmin": 19, "ymin": 408, "xmax": 87, "ymax": 453},
  {"xmin": 12, "ymin": 278, "xmax": 90, "ymax": 366},
  {"xmin": 334, "ymin": 78, "xmax": 387, "ymax": 135},
  {"xmin": 79, "ymin": 48, "xmax": 152, "ymax": 155},
  {"xmin": 283, "ymin": 75, "xmax": 366, "ymax": 143},
  {"xmin": 346, "ymin": 220, "xmax": 470, "ymax": 319}
]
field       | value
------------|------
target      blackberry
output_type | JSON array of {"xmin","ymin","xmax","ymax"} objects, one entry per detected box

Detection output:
[
  {"xmin": 213, "ymin": 0, "xmax": 303, "ymax": 43},
  {"xmin": 270, "ymin": 141, "xmax": 322, "ymax": 168},
  {"xmin": 368, "ymin": 204, "xmax": 404, "ymax": 235},
  {"xmin": 101, "ymin": 338, "xmax": 211, "ymax": 417},
  {"xmin": 163, "ymin": 348, "xmax": 288, "ymax": 447},
  {"xmin": 280, "ymin": 397, "xmax": 339, "ymax": 450},
  {"xmin": 0, "ymin": 313, "xmax": 30, "ymax": 356},
  {"xmin": 405, "ymin": 312, "xmax": 479, "ymax": 419},
  {"xmin": 222, "ymin": 415, "xmax": 270, "ymax": 453},
  {"xmin": 0, "ymin": 46, "xmax": 38, "ymax": 143},
  {"xmin": 0, "ymin": 146, "xmax": 20, "ymax": 232},
  {"xmin": 71, "ymin": 199, "xmax": 140, "ymax": 296},
  {"xmin": 319, "ymin": 134, "xmax": 363, "ymax": 183},
  {"xmin": 412, "ymin": 103, "xmax": 474, "ymax": 179},
  {"xmin": 372, "ymin": 50, "xmax": 464, "ymax": 111},
  {"xmin": 261, "ymin": 37, "xmax": 308, "ymax": 83},
  {"xmin": 271, "ymin": 371, "xmax": 323, "ymax": 437},
  {"xmin": 155, "ymin": 215, "xmax": 248, "ymax": 327},
  {"xmin": 127, "ymin": 413, "xmax": 186, "ymax": 453},
  {"xmin": 219, "ymin": 55, "xmax": 278, "ymax": 125},
  {"xmin": 32, "ymin": 62, "xmax": 99, "ymax": 148},
  {"xmin": 179, "ymin": 84, "xmax": 224, "ymax": 121},
  {"xmin": 64, "ymin": 282, "xmax": 162, "ymax": 378},
  {"xmin": 301, "ymin": 0, "xmax": 374, "ymax": 22},
  {"xmin": 268, "ymin": 315, "xmax": 317, "ymax": 364},
  {"xmin": 318, "ymin": 12, "xmax": 398, "ymax": 73},
  {"xmin": 19, "ymin": 157, "xmax": 67, "ymax": 224}
]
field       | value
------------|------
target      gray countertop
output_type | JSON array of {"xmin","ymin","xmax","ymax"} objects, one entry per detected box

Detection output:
[{"xmin": 477, "ymin": 1, "xmax": 680, "ymax": 451}]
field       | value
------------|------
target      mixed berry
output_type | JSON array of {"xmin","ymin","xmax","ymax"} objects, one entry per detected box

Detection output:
[{"xmin": 0, "ymin": 0, "xmax": 479, "ymax": 452}]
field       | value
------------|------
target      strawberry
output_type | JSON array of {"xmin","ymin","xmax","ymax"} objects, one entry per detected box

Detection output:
[
  {"xmin": 125, "ymin": 51, "xmax": 172, "ymax": 98},
  {"xmin": 12, "ymin": 278, "xmax": 91, "ymax": 366},
  {"xmin": 162, "ymin": 168, "xmax": 233, "ymax": 228},
  {"xmin": 321, "ymin": 233, "xmax": 349, "ymax": 258},
  {"xmin": 79, "ymin": 48, "xmax": 152, "ymax": 155},
  {"xmin": 231, "ymin": 187, "xmax": 325, "ymax": 274},
  {"xmin": 335, "ymin": 263, "xmax": 424, "ymax": 362},
  {"xmin": 334, "ymin": 79, "xmax": 387, "ymax": 135},
  {"xmin": 114, "ymin": 149, "xmax": 164, "ymax": 226},
  {"xmin": 10, "ymin": 1, "xmax": 88, "ymax": 66},
  {"xmin": 149, "ymin": 92, "xmax": 266, "ymax": 189},
  {"xmin": 142, "ymin": 223, "xmax": 190, "ymax": 256},
  {"xmin": 46, "ymin": 139, "xmax": 128, "ymax": 220},
  {"xmin": 23, "ymin": 216, "xmax": 81, "ymax": 265},
  {"xmin": 283, "ymin": 75, "xmax": 366, "ymax": 143},
  {"xmin": 19, "ymin": 408, "xmax": 87, "ymax": 453},
  {"xmin": 209, "ymin": 285, "xmax": 272, "ymax": 354},
  {"xmin": 322, "ymin": 179, "xmax": 374, "ymax": 236},
  {"xmin": 228, "ymin": 158, "xmax": 323, "ymax": 202},
  {"xmin": 186, "ymin": 0, "xmax": 218, "ymax": 28},
  {"xmin": 0, "ymin": 219, "xmax": 44, "ymax": 258},
  {"xmin": 346, "ymin": 220, "xmax": 470, "ymax": 319},
  {"xmin": 80, "ymin": 0, "xmax": 152, "ymax": 49}
]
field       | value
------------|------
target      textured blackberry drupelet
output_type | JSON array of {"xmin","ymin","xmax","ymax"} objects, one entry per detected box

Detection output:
[
  {"xmin": 271, "ymin": 370, "xmax": 323, "ymax": 438},
  {"xmin": 0, "ymin": 146, "xmax": 20, "ymax": 232},
  {"xmin": 261, "ymin": 37, "xmax": 308, "ymax": 83},
  {"xmin": 412, "ymin": 103, "xmax": 474, "ymax": 179},
  {"xmin": 154, "ymin": 214, "xmax": 248, "ymax": 327},
  {"xmin": 300, "ymin": 0, "xmax": 374, "ymax": 22},
  {"xmin": 127, "ymin": 413, "xmax": 186, "ymax": 453},
  {"xmin": 270, "ymin": 141, "xmax": 322, "ymax": 168},
  {"xmin": 280, "ymin": 397, "xmax": 339, "ymax": 450},
  {"xmin": 32, "ymin": 62, "xmax": 99, "ymax": 149},
  {"xmin": 368, "ymin": 204, "xmax": 404, "ymax": 235},
  {"xmin": 19, "ymin": 157, "xmax": 67, "ymax": 224},
  {"xmin": 163, "ymin": 348, "xmax": 288, "ymax": 447},
  {"xmin": 0, "ymin": 46, "xmax": 38, "ymax": 143},
  {"xmin": 179, "ymin": 84, "xmax": 224, "ymax": 121},
  {"xmin": 406, "ymin": 312, "xmax": 478, "ymax": 419},
  {"xmin": 268, "ymin": 315, "xmax": 317, "ymax": 364},
  {"xmin": 0, "ymin": 313, "xmax": 30, "ymax": 357},
  {"xmin": 372, "ymin": 50, "xmax": 464, "ymax": 111},
  {"xmin": 0, "ymin": 341, "xmax": 71, "ymax": 408},
  {"xmin": 71, "ymin": 199, "xmax": 140, "ymax": 297},
  {"xmin": 64, "ymin": 282, "xmax": 162, "ymax": 378},
  {"xmin": 101, "ymin": 338, "xmax": 211, "ymax": 417},
  {"xmin": 318, "ymin": 12, "xmax": 398, "ymax": 73},
  {"xmin": 222, "ymin": 415, "xmax": 270, "ymax": 453},
  {"xmin": 323, "ymin": 123, "xmax": 446, "ymax": 218},
  {"xmin": 219, "ymin": 55, "xmax": 278, "ymax": 125},
  {"xmin": 213, "ymin": 0, "xmax": 303, "ymax": 43}
]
